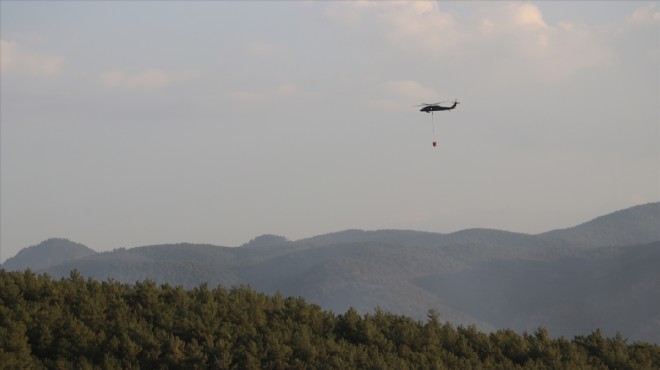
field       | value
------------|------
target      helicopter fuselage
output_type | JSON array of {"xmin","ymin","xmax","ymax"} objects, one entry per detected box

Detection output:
[{"xmin": 420, "ymin": 102, "xmax": 458, "ymax": 113}]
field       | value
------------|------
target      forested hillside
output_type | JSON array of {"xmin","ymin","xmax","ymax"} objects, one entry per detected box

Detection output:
[
  {"xmin": 3, "ymin": 203, "xmax": 659, "ymax": 343},
  {"xmin": 1, "ymin": 270, "xmax": 658, "ymax": 370},
  {"xmin": 541, "ymin": 203, "xmax": 660, "ymax": 247}
]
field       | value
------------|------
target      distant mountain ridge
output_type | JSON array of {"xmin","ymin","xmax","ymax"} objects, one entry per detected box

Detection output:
[
  {"xmin": 3, "ymin": 202, "xmax": 659, "ymax": 343},
  {"xmin": 302, "ymin": 202, "xmax": 660, "ymax": 250},
  {"xmin": 541, "ymin": 202, "xmax": 660, "ymax": 247},
  {"xmin": 2, "ymin": 238, "xmax": 96, "ymax": 272}
]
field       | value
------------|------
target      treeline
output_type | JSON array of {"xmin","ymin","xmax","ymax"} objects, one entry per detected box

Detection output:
[{"xmin": 1, "ymin": 270, "xmax": 658, "ymax": 369}]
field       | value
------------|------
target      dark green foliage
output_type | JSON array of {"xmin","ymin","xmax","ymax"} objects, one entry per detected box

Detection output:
[
  {"xmin": 5, "ymin": 203, "xmax": 658, "ymax": 344},
  {"xmin": 1, "ymin": 270, "xmax": 658, "ymax": 369}
]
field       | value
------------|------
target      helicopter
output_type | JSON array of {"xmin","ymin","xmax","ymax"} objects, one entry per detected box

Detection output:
[
  {"xmin": 416, "ymin": 100, "xmax": 460, "ymax": 147},
  {"xmin": 418, "ymin": 99, "xmax": 460, "ymax": 113}
]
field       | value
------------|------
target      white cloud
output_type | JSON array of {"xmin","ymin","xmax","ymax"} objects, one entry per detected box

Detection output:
[
  {"xmin": 224, "ymin": 83, "xmax": 298, "ymax": 103},
  {"xmin": 0, "ymin": 39, "xmax": 64, "ymax": 76},
  {"xmin": 619, "ymin": 3, "xmax": 660, "ymax": 62},
  {"xmin": 470, "ymin": 3, "xmax": 612, "ymax": 83},
  {"xmin": 511, "ymin": 3, "xmax": 548, "ymax": 30},
  {"xmin": 323, "ymin": 2, "xmax": 613, "ymax": 83},
  {"xmin": 99, "ymin": 68, "xmax": 198, "ymax": 89},
  {"xmin": 627, "ymin": 3, "xmax": 660, "ymax": 25},
  {"xmin": 377, "ymin": 2, "xmax": 460, "ymax": 53},
  {"xmin": 479, "ymin": 5, "xmax": 542, "ymax": 38},
  {"xmin": 329, "ymin": 1, "xmax": 461, "ymax": 56}
]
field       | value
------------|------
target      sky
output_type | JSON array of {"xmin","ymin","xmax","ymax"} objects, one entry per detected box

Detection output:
[{"xmin": 1, "ymin": 1, "xmax": 658, "ymax": 261}]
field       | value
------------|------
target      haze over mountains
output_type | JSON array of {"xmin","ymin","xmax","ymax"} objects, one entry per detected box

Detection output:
[{"xmin": 3, "ymin": 203, "xmax": 659, "ymax": 343}]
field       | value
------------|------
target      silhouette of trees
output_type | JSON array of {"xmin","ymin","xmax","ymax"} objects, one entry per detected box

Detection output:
[{"xmin": 1, "ymin": 269, "xmax": 658, "ymax": 369}]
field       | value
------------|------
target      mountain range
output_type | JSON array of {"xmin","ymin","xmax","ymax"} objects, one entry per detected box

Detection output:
[{"xmin": 3, "ymin": 202, "xmax": 659, "ymax": 343}]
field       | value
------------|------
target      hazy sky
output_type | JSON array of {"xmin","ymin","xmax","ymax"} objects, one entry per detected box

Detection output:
[{"xmin": 1, "ymin": 1, "xmax": 658, "ymax": 261}]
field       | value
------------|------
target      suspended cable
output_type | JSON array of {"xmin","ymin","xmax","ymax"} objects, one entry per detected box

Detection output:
[{"xmin": 431, "ymin": 112, "xmax": 437, "ymax": 147}]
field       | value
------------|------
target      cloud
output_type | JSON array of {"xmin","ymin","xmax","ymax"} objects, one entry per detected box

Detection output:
[
  {"xmin": 620, "ymin": 4, "xmax": 660, "ymax": 61},
  {"xmin": 224, "ymin": 83, "xmax": 298, "ymax": 103},
  {"xmin": 99, "ymin": 68, "xmax": 198, "ymax": 89},
  {"xmin": 377, "ymin": 2, "xmax": 461, "ymax": 53},
  {"xmin": 326, "ymin": 1, "xmax": 461, "ymax": 55},
  {"xmin": 476, "ymin": 4, "xmax": 545, "ymax": 39},
  {"xmin": 486, "ymin": 12, "xmax": 611, "ymax": 82},
  {"xmin": 465, "ymin": 3, "xmax": 612, "ymax": 82},
  {"xmin": 0, "ymin": 39, "xmax": 64, "ymax": 76},
  {"xmin": 322, "ymin": 2, "xmax": 613, "ymax": 83},
  {"xmin": 627, "ymin": 3, "xmax": 660, "ymax": 25},
  {"xmin": 510, "ymin": 3, "xmax": 548, "ymax": 30},
  {"xmin": 324, "ymin": 0, "xmax": 375, "ymax": 25}
]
